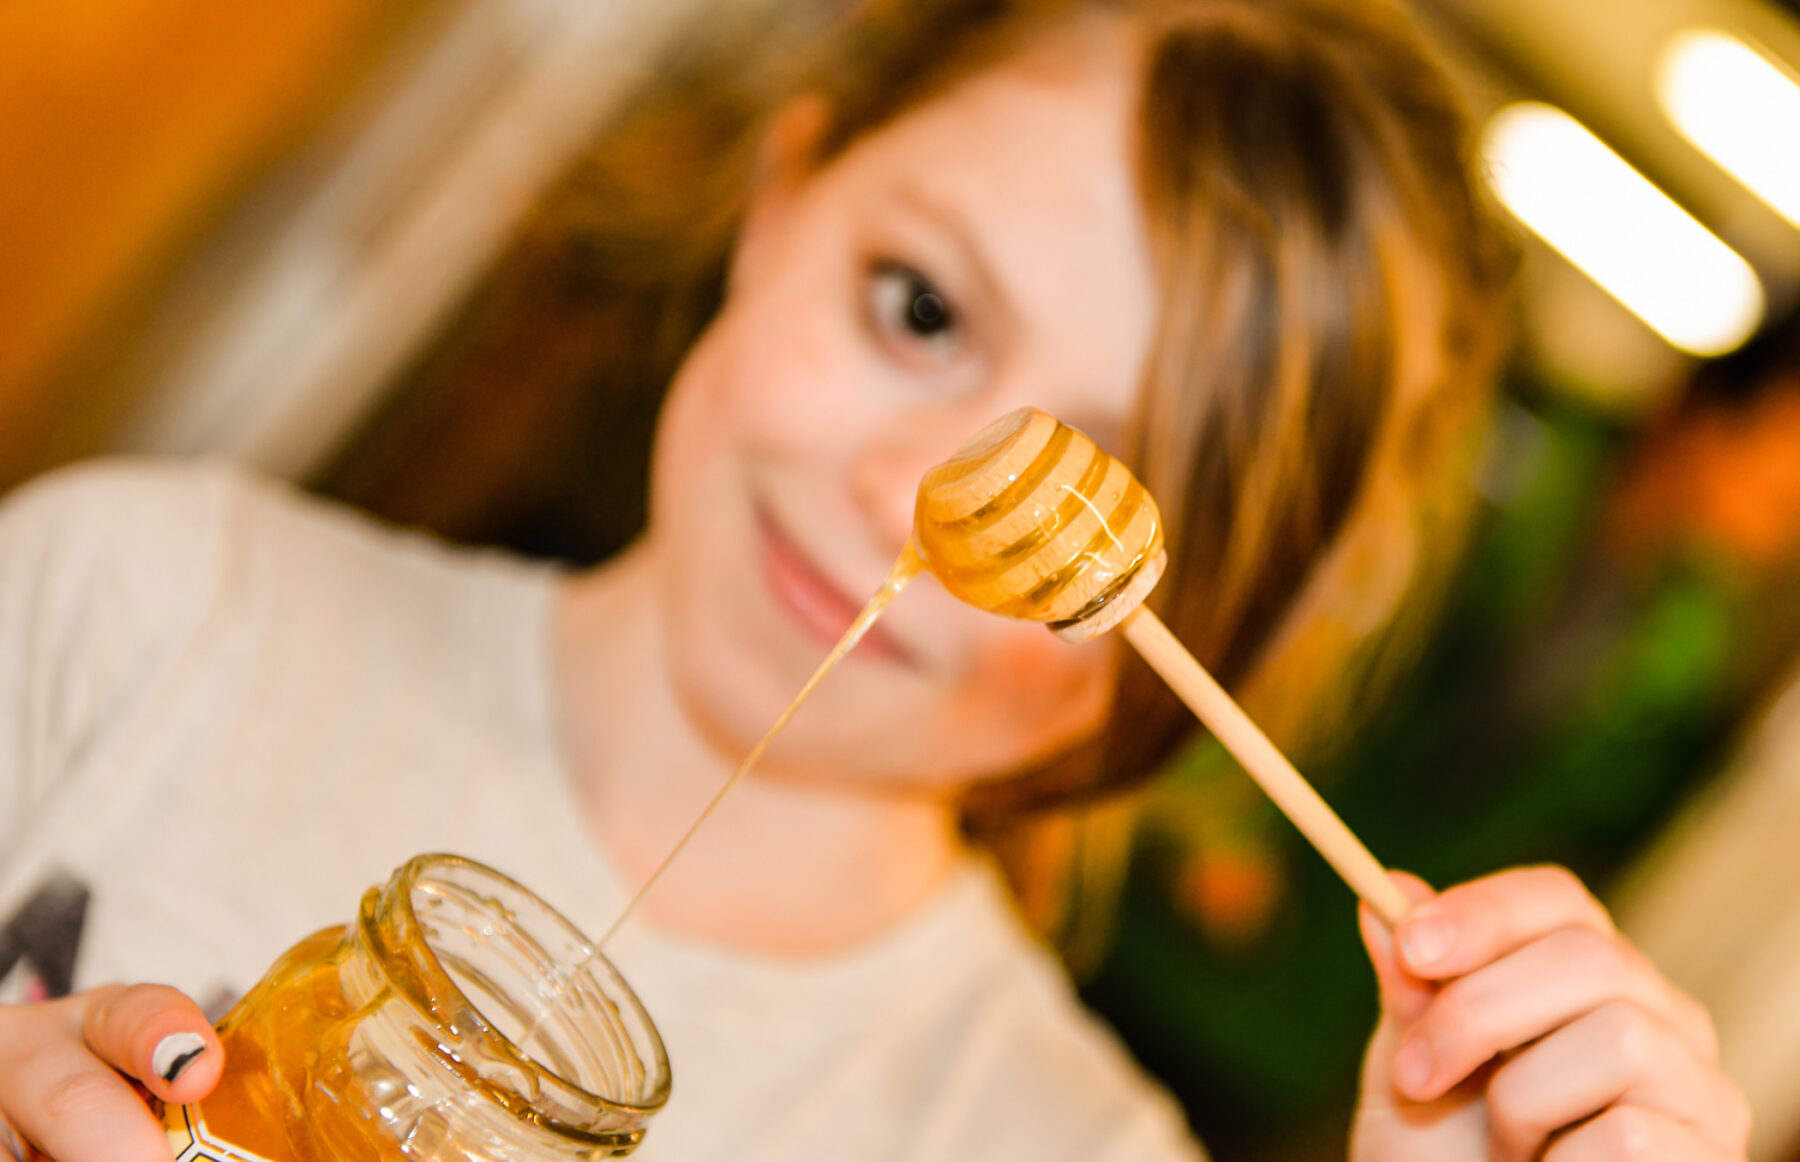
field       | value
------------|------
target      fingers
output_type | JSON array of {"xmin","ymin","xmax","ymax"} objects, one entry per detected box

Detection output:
[
  {"xmin": 77, "ymin": 984, "xmax": 221, "ymax": 1103},
  {"xmin": 1392, "ymin": 925, "xmax": 1710, "ymax": 1101},
  {"xmin": 1392, "ymin": 865, "xmax": 1718, "ymax": 1064},
  {"xmin": 1358, "ymin": 872, "xmax": 1439, "ymax": 1025},
  {"xmin": 0, "ymin": 986, "xmax": 220, "ymax": 1162},
  {"xmin": 1542, "ymin": 1104, "xmax": 1745, "ymax": 1162},
  {"xmin": 1356, "ymin": 865, "xmax": 1746, "ymax": 1161},
  {"xmin": 1394, "ymin": 865, "xmax": 1612, "ymax": 981},
  {"xmin": 1396, "ymin": 928, "xmax": 1720, "ymax": 1108},
  {"xmin": 1486, "ymin": 1001, "xmax": 1753, "ymax": 1162}
]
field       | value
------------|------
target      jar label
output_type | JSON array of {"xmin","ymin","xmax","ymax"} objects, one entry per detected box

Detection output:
[{"xmin": 162, "ymin": 1103, "xmax": 283, "ymax": 1162}]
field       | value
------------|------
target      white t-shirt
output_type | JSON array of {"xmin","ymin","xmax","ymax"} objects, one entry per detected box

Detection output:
[{"xmin": 0, "ymin": 459, "xmax": 1205, "ymax": 1162}]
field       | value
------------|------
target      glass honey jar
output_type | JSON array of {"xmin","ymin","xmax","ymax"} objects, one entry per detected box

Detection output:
[{"xmin": 158, "ymin": 853, "xmax": 670, "ymax": 1161}]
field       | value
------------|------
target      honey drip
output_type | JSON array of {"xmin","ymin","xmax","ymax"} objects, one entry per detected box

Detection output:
[
  {"xmin": 511, "ymin": 541, "xmax": 928, "ymax": 1051},
  {"xmin": 596, "ymin": 539, "xmax": 925, "ymax": 947}
]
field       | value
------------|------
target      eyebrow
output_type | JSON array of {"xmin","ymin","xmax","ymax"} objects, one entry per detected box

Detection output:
[{"xmin": 892, "ymin": 182, "xmax": 1018, "ymax": 336}]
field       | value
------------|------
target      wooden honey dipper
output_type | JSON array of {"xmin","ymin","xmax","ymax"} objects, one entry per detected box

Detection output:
[{"xmin": 914, "ymin": 408, "xmax": 1413, "ymax": 926}]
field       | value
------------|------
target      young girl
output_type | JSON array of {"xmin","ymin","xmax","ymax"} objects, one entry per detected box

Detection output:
[{"xmin": 0, "ymin": 0, "xmax": 1752, "ymax": 1159}]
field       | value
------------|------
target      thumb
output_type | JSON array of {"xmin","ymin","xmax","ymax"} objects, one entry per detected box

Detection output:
[
  {"xmin": 1358, "ymin": 872, "xmax": 1438, "ymax": 1026},
  {"xmin": 1356, "ymin": 873, "xmax": 1438, "ymax": 1109}
]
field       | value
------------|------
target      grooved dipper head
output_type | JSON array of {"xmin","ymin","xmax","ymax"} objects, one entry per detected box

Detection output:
[{"xmin": 912, "ymin": 408, "xmax": 1166, "ymax": 643}]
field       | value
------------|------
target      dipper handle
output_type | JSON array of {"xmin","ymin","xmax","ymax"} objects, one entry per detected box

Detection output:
[
  {"xmin": 912, "ymin": 407, "xmax": 1412, "ymax": 925},
  {"xmin": 1120, "ymin": 607, "xmax": 1413, "ymax": 926}
]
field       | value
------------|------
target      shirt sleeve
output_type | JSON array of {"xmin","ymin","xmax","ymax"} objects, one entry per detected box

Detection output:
[{"xmin": 0, "ymin": 458, "xmax": 232, "ymax": 856}]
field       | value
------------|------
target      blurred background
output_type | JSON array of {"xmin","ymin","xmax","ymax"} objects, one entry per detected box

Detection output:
[{"xmin": 6, "ymin": 0, "xmax": 1800, "ymax": 1157}]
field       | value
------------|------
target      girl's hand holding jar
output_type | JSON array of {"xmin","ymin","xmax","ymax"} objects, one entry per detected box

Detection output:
[{"xmin": 0, "ymin": 985, "xmax": 220, "ymax": 1162}]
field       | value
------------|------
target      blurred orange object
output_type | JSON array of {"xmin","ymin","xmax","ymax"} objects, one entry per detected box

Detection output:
[
  {"xmin": 0, "ymin": 0, "xmax": 425, "ymax": 487},
  {"xmin": 1175, "ymin": 844, "xmax": 1284, "ymax": 950},
  {"xmin": 1609, "ymin": 373, "xmax": 1800, "ymax": 574}
]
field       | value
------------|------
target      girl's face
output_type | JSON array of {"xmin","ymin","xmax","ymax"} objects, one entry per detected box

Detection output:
[{"xmin": 648, "ymin": 16, "xmax": 1157, "ymax": 792}]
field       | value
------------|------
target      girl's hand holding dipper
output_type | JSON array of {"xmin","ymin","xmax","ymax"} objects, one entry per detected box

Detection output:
[{"xmin": 1355, "ymin": 869, "xmax": 1749, "ymax": 1161}]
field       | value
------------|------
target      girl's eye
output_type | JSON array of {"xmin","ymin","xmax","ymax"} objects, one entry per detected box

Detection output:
[{"xmin": 868, "ymin": 263, "xmax": 960, "ymax": 353}]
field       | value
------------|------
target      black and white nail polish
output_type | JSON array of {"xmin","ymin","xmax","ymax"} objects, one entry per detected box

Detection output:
[{"xmin": 152, "ymin": 1032, "xmax": 207, "ymax": 1084}]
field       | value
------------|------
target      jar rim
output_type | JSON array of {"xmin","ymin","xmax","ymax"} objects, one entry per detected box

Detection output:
[{"xmin": 361, "ymin": 853, "xmax": 673, "ymax": 1137}]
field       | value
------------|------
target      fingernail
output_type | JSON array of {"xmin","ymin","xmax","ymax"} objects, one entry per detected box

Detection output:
[
  {"xmin": 153, "ymin": 1032, "xmax": 207, "ymax": 1084},
  {"xmin": 1400, "ymin": 914, "xmax": 1453, "ymax": 970},
  {"xmin": 1394, "ymin": 1035, "xmax": 1433, "ymax": 1096}
]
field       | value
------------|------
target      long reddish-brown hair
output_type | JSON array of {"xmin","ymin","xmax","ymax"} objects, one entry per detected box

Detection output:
[{"xmin": 323, "ymin": 0, "xmax": 1512, "ymax": 861}]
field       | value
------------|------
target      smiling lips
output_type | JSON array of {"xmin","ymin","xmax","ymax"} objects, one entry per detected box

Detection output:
[{"xmin": 754, "ymin": 511, "xmax": 911, "ymax": 666}]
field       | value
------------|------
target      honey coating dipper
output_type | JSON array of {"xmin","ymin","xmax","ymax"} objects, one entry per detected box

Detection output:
[{"xmin": 914, "ymin": 408, "xmax": 1412, "ymax": 926}]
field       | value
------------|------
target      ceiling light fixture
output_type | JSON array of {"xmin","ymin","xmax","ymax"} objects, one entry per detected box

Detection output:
[
  {"xmin": 1482, "ymin": 101, "xmax": 1764, "ymax": 357},
  {"xmin": 1659, "ymin": 28, "xmax": 1800, "ymax": 232}
]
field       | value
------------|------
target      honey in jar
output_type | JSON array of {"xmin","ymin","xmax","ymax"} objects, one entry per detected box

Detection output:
[{"xmin": 158, "ymin": 853, "xmax": 670, "ymax": 1162}]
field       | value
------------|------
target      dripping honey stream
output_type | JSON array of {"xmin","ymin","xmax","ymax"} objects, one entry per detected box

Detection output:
[{"xmin": 511, "ymin": 539, "xmax": 928, "ymax": 1055}]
